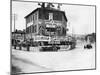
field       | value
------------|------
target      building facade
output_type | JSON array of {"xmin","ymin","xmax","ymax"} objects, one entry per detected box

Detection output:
[
  {"xmin": 25, "ymin": 4, "xmax": 68, "ymax": 41},
  {"xmin": 12, "ymin": 30, "xmax": 25, "ymax": 45}
]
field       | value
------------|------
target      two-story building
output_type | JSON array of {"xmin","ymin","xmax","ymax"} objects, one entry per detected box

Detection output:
[{"xmin": 24, "ymin": 3, "xmax": 68, "ymax": 42}]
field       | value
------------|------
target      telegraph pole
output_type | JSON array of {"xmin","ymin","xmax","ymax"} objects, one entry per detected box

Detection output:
[
  {"xmin": 14, "ymin": 14, "xmax": 16, "ymax": 32},
  {"xmin": 13, "ymin": 13, "xmax": 16, "ymax": 49}
]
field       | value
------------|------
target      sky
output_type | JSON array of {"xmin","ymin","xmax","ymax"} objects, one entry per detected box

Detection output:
[{"xmin": 12, "ymin": 1, "xmax": 95, "ymax": 34}]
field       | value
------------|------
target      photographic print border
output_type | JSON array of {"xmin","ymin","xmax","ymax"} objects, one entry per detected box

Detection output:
[{"xmin": 10, "ymin": 0, "xmax": 97, "ymax": 74}]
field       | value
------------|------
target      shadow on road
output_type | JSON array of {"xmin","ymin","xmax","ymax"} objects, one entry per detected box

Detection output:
[{"xmin": 11, "ymin": 65, "xmax": 22, "ymax": 75}]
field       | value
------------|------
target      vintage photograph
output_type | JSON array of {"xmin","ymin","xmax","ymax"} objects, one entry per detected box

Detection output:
[{"xmin": 11, "ymin": 0, "xmax": 96, "ymax": 74}]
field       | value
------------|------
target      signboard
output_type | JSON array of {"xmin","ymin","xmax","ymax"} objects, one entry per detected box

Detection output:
[
  {"xmin": 34, "ymin": 36, "xmax": 51, "ymax": 41},
  {"xmin": 46, "ymin": 24, "xmax": 56, "ymax": 28},
  {"xmin": 48, "ymin": 40, "xmax": 60, "ymax": 44},
  {"xmin": 27, "ymin": 21, "xmax": 33, "ymax": 27}
]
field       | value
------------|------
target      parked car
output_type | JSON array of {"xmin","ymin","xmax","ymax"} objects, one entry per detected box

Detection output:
[{"xmin": 84, "ymin": 44, "xmax": 92, "ymax": 49}]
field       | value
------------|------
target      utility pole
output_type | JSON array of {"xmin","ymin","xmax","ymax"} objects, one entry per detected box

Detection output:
[
  {"xmin": 14, "ymin": 14, "xmax": 16, "ymax": 32},
  {"xmin": 13, "ymin": 13, "xmax": 16, "ymax": 49}
]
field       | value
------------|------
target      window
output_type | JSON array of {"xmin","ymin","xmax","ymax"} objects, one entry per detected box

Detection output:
[
  {"xmin": 35, "ymin": 13, "xmax": 37, "ymax": 20},
  {"xmin": 31, "ymin": 25, "xmax": 37, "ymax": 33},
  {"xmin": 44, "ymin": 12, "xmax": 49, "ymax": 20},
  {"xmin": 53, "ymin": 12, "xmax": 62, "ymax": 21},
  {"xmin": 39, "ymin": 10, "xmax": 49, "ymax": 20},
  {"xmin": 26, "ymin": 19, "xmax": 28, "ymax": 24},
  {"xmin": 39, "ymin": 10, "xmax": 42, "ymax": 19},
  {"xmin": 26, "ymin": 27, "xmax": 29, "ymax": 33},
  {"xmin": 30, "ymin": 26, "xmax": 32, "ymax": 33},
  {"xmin": 29, "ymin": 26, "xmax": 30, "ymax": 33},
  {"xmin": 32, "ymin": 25, "xmax": 34, "ymax": 33},
  {"xmin": 29, "ymin": 17, "xmax": 31, "ymax": 22},
  {"xmin": 49, "ymin": 13, "xmax": 53, "ymax": 20},
  {"xmin": 34, "ymin": 25, "xmax": 37, "ymax": 33},
  {"xmin": 26, "ymin": 18, "xmax": 29, "ymax": 23},
  {"xmin": 30, "ymin": 16, "xmax": 33, "ymax": 22},
  {"xmin": 33, "ymin": 15, "xmax": 34, "ymax": 21}
]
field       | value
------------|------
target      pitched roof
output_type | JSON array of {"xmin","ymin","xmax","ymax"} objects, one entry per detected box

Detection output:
[
  {"xmin": 24, "ymin": 8, "xmax": 39, "ymax": 18},
  {"xmin": 24, "ymin": 7, "xmax": 68, "ymax": 22}
]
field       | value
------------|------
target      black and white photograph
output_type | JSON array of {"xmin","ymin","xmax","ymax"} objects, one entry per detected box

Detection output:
[{"xmin": 11, "ymin": 0, "xmax": 96, "ymax": 74}]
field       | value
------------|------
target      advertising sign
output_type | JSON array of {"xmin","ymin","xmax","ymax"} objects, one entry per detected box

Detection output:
[{"xmin": 34, "ymin": 36, "xmax": 51, "ymax": 41}]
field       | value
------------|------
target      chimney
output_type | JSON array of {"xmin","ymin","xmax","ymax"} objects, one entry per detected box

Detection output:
[
  {"xmin": 57, "ymin": 3, "xmax": 62, "ymax": 10},
  {"xmin": 38, "ymin": 2, "xmax": 45, "ymax": 8}
]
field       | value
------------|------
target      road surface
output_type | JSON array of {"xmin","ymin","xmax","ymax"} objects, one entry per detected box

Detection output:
[{"xmin": 11, "ymin": 43, "xmax": 95, "ymax": 74}]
